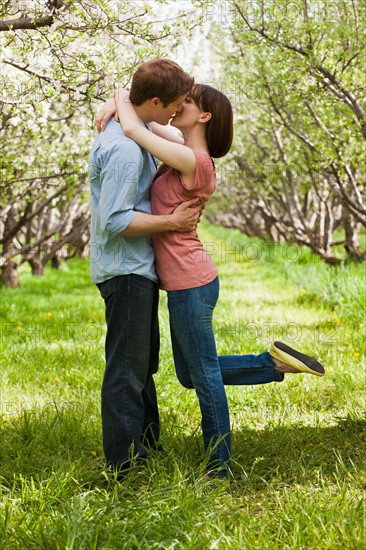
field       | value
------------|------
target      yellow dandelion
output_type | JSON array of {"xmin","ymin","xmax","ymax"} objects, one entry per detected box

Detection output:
[{"xmin": 91, "ymin": 451, "xmax": 97, "ymax": 458}]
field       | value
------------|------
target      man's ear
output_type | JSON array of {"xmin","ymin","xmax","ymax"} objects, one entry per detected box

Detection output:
[{"xmin": 150, "ymin": 97, "xmax": 161, "ymax": 107}]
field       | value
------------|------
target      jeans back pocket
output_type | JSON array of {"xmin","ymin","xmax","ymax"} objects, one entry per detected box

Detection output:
[{"xmin": 198, "ymin": 277, "xmax": 219, "ymax": 307}]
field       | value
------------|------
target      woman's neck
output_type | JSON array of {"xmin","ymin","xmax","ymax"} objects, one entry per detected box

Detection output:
[{"xmin": 181, "ymin": 128, "xmax": 210, "ymax": 156}]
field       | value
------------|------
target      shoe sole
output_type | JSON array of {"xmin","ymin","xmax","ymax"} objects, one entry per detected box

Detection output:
[{"xmin": 270, "ymin": 341, "xmax": 325, "ymax": 377}]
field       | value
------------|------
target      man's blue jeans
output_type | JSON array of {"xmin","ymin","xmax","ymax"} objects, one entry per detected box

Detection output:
[
  {"xmin": 167, "ymin": 276, "xmax": 283, "ymax": 476},
  {"xmin": 97, "ymin": 274, "xmax": 160, "ymax": 470}
]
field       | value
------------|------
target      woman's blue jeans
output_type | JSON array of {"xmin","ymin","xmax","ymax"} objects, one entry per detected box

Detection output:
[{"xmin": 167, "ymin": 276, "xmax": 283, "ymax": 476}]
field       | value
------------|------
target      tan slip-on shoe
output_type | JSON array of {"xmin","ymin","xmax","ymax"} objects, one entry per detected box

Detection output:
[{"xmin": 270, "ymin": 341, "xmax": 325, "ymax": 376}]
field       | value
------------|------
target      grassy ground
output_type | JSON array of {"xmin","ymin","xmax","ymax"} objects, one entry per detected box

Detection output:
[{"xmin": 0, "ymin": 221, "xmax": 365, "ymax": 549}]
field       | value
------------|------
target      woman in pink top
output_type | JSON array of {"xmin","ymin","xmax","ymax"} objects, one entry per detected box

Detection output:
[{"xmin": 100, "ymin": 84, "xmax": 325, "ymax": 478}]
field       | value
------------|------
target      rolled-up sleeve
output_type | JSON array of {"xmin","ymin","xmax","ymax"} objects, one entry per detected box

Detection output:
[{"xmin": 99, "ymin": 141, "xmax": 143, "ymax": 234}]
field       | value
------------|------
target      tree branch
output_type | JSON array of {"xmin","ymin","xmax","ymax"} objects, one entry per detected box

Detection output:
[
  {"xmin": 0, "ymin": 184, "xmax": 68, "ymax": 245},
  {"xmin": 233, "ymin": 2, "xmax": 366, "ymax": 139},
  {"xmin": 0, "ymin": 14, "xmax": 54, "ymax": 32},
  {"xmin": 2, "ymin": 58, "xmax": 106, "ymax": 101}
]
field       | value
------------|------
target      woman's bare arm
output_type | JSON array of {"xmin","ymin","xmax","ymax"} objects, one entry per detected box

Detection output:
[
  {"xmin": 150, "ymin": 122, "xmax": 184, "ymax": 144},
  {"xmin": 115, "ymin": 88, "xmax": 196, "ymax": 178},
  {"xmin": 96, "ymin": 99, "xmax": 184, "ymax": 145}
]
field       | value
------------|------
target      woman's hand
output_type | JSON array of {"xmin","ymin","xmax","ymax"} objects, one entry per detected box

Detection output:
[
  {"xmin": 114, "ymin": 86, "xmax": 130, "ymax": 105},
  {"xmin": 96, "ymin": 97, "xmax": 119, "ymax": 133}
]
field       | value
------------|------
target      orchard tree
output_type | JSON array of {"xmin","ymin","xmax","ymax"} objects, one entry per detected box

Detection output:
[
  {"xmin": 0, "ymin": 0, "xmax": 202, "ymax": 286},
  {"xmin": 205, "ymin": 0, "xmax": 365, "ymax": 262}
]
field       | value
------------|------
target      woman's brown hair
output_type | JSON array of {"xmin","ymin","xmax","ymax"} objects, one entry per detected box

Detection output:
[
  {"xmin": 154, "ymin": 84, "xmax": 233, "ymax": 180},
  {"xmin": 190, "ymin": 84, "xmax": 233, "ymax": 158}
]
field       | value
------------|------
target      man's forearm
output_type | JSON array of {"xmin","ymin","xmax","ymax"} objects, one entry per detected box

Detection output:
[{"xmin": 119, "ymin": 212, "xmax": 177, "ymax": 236}]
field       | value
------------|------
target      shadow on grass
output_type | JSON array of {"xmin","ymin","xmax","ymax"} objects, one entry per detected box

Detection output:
[
  {"xmin": 0, "ymin": 407, "xmax": 365, "ymax": 489},
  {"xmin": 232, "ymin": 414, "xmax": 366, "ymax": 486}
]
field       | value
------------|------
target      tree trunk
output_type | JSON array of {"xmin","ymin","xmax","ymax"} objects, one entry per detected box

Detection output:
[
  {"xmin": 343, "ymin": 207, "xmax": 365, "ymax": 261},
  {"xmin": 1, "ymin": 261, "xmax": 19, "ymax": 288},
  {"xmin": 51, "ymin": 254, "xmax": 62, "ymax": 269},
  {"xmin": 1, "ymin": 205, "xmax": 20, "ymax": 287},
  {"xmin": 28, "ymin": 258, "xmax": 45, "ymax": 276}
]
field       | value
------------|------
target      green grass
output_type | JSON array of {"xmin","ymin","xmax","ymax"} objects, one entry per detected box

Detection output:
[{"xmin": 1, "ymin": 221, "xmax": 365, "ymax": 549}]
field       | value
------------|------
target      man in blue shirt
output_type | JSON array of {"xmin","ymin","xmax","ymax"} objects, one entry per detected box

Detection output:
[{"xmin": 89, "ymin": 59, "xmax": 198, "ymax": 477}]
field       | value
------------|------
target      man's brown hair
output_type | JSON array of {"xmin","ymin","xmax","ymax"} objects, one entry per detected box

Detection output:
[{"xmin": 129, "ymin": 59, "xmax": 194, "ymax": 107}]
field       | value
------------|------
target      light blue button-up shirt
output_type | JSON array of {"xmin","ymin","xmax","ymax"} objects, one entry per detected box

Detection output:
[{"xmin": 89, "ymin": 119, "xmax": 158, "ymax": 284}]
